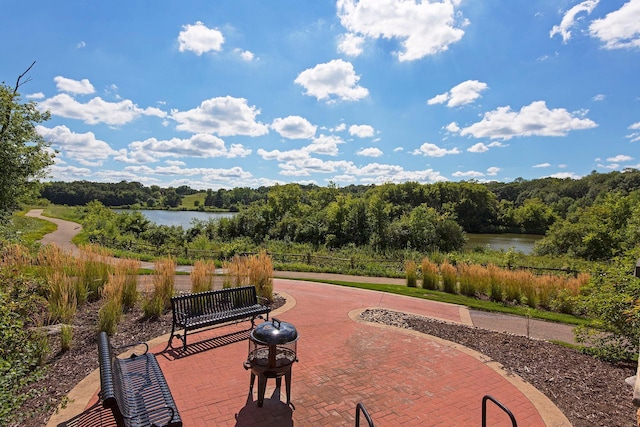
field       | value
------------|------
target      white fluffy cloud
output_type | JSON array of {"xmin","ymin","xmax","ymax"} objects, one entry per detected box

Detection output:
[
  {"xmin": 349, "ymin": 124, "xmax": 375, "ymax": 137},
  {"xmin": 123, "ymin": 134, "xmax": 251, "ymax": 163},
  {"xmin": 271, "ymin": 116, "xmax": 317, "ymax": 139},
  {"xmin": 550, "ymin": 0, "xmax": 599, "ymax": 43},
  {"xmin": 53, "ymin": 76, "xmax": 95, "ymax": 95},
  {"xmin": 178, "ymin": 21, "xmax": 224, "ymax": 55},
  {"xmin": 294, "ymin": 59, "xmax": 368, "ymax": 102},
  {"xmin": 486, "ymin": 167, "xmax": 500, "ymax": 176},
  {"xmin": 607, "ymin": 154, "xmax": 633, "ymax": 162},
  {"xmin": 452, "ymin": 170, "xmax": 484, "ymax": 178},
  {"xmin": 338, "ymin": 33, "xmax": 365, "ymax": 56},
  {"xmin": 172, "ymin": 96, "xmax": 269, "ymax": 136},
  {"xmin": 455, "ymin": 101, "xmax": 597, "ymax": 140},
  {"xmin": 533, "ymin": 163, "xmax": 552, "ymax": 168},
  {"xmin": 428, "ymin": 80, "xmax": 488, "ymax": 107},
  {"xmin": 336, "ymin": 0, "xmax": 466, "ymax": 61},
  {"xmin": 356, "ymin": 147, "xmax": 383, "ymax": 157},
  {"xmin": 412, "ymin": 142, "xmax": 460, "ymax": 157},
  {"xmin": 467, "ymin": 143, "xmax": 489, "ymax": 153},
  {"xmin": 39, "ymin": 94, "xmax": 166, "ymax": 126},
  {"xmin": 37, "ymin": 125, "xmax": 116, "ymax": 166},
  {"xmin": 589, "ymin": 0, "xmax": 640, "ymax": 49}
]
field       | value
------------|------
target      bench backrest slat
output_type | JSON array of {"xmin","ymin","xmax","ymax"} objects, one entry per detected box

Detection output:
[{"xmin": 171, "ymin": 286, "xmax": 259, "ymax": 319}]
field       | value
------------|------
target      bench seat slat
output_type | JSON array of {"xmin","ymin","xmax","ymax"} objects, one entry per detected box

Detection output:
[{"xmin": 98, "ymin": 332, "xmax": 182, "ymax": 427}]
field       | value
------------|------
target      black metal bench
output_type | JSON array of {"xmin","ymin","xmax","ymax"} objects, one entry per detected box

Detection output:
[
  {"xmin": 169, "ymin": 285, "xmax": 271, "ymax": 350},
  {"xmin": 98, "ymin": 332, "xmax": 182, "ymax": 427}
]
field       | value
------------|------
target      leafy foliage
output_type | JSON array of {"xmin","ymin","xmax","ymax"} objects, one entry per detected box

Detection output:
[
  {"xmin": 0, "ymin": 68, "xmax": 54, "ymax": 222},
  {"xmin": 576, "ymin": 247, "xmax": 640, "ymax": 361},
  {"xmin": 0, "ymin": 270, "xmax": 48, "ymax": 425}
]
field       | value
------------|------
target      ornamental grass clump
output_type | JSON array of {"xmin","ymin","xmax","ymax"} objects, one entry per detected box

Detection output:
[
  {"xmin": 223, "ymin": 255, "xmax": 250, "ymax": 288},
  {"xmin": 457, "ymin": 263, "xmax": 484, "ymax": 297},
  {"xmin": 98, "ymin": 274, "xmax": 124, "ymax": 335},
  {"xmin": 1, "ymin": 242, "xmax": 31, "ymax": 269},
  {"xmin": 60, "ymin": 324, "xmax": 73, "ymax": 352},
  {"xmin": 143, "ymin": 257, "xmax": 176, "ymax": 318},
  {"xmin": 405, "ymin": 260, "xmax": 418, "ymax": 288},
  {"xmin": 116, "ymin": 258, "xmax": 140, "ymax": 310},
  {"xmin": 46, "ymin": 270, "xmax": 77, "ymax": 324},
  {"xmin": 191, "ymin": 259, "xmax": 216, "ymax": 293},
  {"xmin": 487, "ymin": 264, "xmax": 505, "ymax": 302},
  {"xmin": 420, "ymin": 257, "xmax": 439, "ymax": 290},
  {"xmin": 249, "ymin": 251, "xmax": 274, "ymax": 302},
  {"xmin": 77, "ymin": 244, "xmax": 111, "ymax": 302},
  {"xmin": 440, "ymin": 261, "xmax": 457, "ymax": 294}
]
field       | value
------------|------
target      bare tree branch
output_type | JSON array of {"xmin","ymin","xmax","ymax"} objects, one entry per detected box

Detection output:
[{"xmin": 1, "ymin": 61, "xmax": 36, "ymax": 139}]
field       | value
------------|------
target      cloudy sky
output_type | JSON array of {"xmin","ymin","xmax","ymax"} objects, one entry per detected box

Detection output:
[{"xmin": 3, "ymin": 0, "xmax": 639, "ymax": 189}]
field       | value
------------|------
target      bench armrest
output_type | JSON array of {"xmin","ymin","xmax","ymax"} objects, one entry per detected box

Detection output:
[
  {"xmin": 256, "ymin": 295, "xmax": 270, "ymax": 306},
  {"xmin": 113, "ymin": 340, "xmax": 149, "ymax": 357}
]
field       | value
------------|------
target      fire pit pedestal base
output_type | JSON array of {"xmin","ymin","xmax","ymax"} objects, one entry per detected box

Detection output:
[{"xmin": 247, "ymin": 365, "xmax": 292, "ymax": 407}]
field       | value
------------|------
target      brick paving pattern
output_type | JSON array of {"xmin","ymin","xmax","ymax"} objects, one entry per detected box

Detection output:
[{"xmin": 67, "ymin": 279, "xmax": 568, "ymax": 426}]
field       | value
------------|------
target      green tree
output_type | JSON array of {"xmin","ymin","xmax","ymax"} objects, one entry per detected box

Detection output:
[{"xmin": 0, "ymin": 63, "xmax": 55, "ymax": 222}]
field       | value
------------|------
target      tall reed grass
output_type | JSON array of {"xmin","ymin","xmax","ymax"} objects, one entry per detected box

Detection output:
[
  {"xmin": 249, "ymin": 251, "xmax": 274, "ymax": 302},
  {"xmin": 405, "ymin": 260, "xmax": 418, "ymax": 287},
  {"xmin": 420, "ymin": 257, "xmax": 439, "ymax": 290},
  {"xmin": 114, "ymin": 258, "xmax": 140, "ymax": 310},
  {"xmin": 191, "ymin": 259, "xmax": 216, "ymax": 293},
  {"xmin": 143, "ymin": 257, "xmax": 176, "ymax": 318},
  {"xmin": 0, "ymin": 243, "xmax": 32, "ymax": 269},
  {"xmin": 77, "ymin": 245, "xmax": 111, "ymax": 302},
  {"xmin": 223, "ymin": 252, "xmax": 274, "ymax": 302},
  {"xmin": 46, "ymin": 270, "xmax": 77, "ymax": 324},
  {"xmin": 440, "ymin": 261, "xmax": 457, "ymax": 294},
  {"xmin": 98, "ymin": 274, "xmax": 124, "ymax": 335}
]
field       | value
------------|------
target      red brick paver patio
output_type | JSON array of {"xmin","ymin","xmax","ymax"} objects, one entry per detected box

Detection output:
[{"xmin": 51, "ymin": 278, "xmax": 570, "ymax": 427}]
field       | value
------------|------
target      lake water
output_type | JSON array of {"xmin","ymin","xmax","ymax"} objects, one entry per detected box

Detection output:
[
  {"xmin": 115, "ymin": 210, "xmax": 236, "ymax": 228},
  {"xmin": 464, "ymin": 233, "xmax": 542, "ymax": 254}
]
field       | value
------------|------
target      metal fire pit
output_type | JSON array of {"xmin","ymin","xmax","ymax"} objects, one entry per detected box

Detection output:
[{"xmin": 243, "ymin": 318, "xmax": 298, "ymax": 407}]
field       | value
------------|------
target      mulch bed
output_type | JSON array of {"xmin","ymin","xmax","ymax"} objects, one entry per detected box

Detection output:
[{"xmin": 15, "ymin": 299, "xmax": 637, "ymax": 427}]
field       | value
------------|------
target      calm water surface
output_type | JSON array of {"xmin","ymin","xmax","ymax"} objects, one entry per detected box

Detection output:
[
  {"xmin": 464, "ymin": 233, "xmax": 542, "ymax": 254},
  {"xmin": 115, "ymin": 210, "xmax": 236, "ymax": 228}
]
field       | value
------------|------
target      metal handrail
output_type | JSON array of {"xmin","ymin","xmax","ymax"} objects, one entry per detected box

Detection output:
[
  {"xmin": 482, "ymin": 395, "xmax": 518, "ymax": 427},
  {"xmin": 355, "ymin": 402, "xmax": 375, "ymax": 427}
]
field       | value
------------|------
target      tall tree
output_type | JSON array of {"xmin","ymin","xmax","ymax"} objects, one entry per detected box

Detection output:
[{"xmin": 0, "ymin": 63, "xmax": 54, "ymax": 221}]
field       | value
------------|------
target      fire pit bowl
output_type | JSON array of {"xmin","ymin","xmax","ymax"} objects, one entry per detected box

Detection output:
[{"xmin": 243, "ymin": 318, "xmax": 298, "ymax": 407}]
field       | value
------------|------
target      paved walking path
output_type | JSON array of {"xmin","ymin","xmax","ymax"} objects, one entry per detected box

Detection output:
[{"xmin": 29, "ymin": 210, "xmax": 572, "ymax": 426}]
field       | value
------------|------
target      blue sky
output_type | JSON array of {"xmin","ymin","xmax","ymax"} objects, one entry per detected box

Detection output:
[{"xmin": 3, "ymin": 0, "xmax": 639, "ymax": 189}]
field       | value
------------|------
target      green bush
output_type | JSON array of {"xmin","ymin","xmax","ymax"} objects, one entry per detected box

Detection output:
[{"xmin": 0, "ymin": 270, "xmax": 48, "ymax": 426}]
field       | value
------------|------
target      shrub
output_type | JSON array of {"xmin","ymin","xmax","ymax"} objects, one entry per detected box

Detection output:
[
  {"xmin": 405, "ymin": 260, "xmax": 417, "ymax": 288},
  {"xmin": 440, "ymin": 261, "xmax": 457, "ymax": 294},
  {"xmin": 420, "ymin": 257, "xmax": 439, "ymax": 290}
]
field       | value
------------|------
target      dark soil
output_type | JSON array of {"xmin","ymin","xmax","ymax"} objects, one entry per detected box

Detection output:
[
  {"xmin": 361, "ymin": 308, "xmax": 637, "ymax": 427},
  {"xmin": 16, "ymin": 300, "xmax": 636, "ymax": 427}
]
